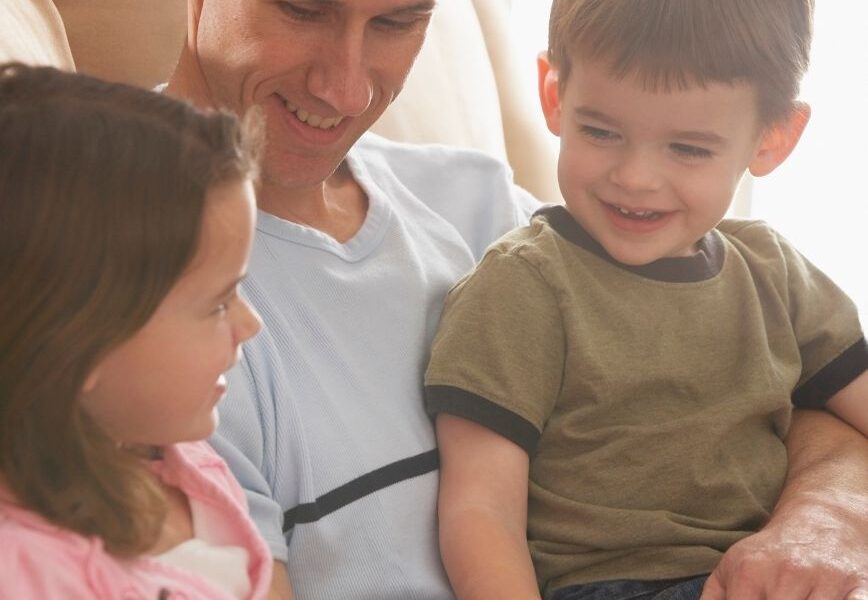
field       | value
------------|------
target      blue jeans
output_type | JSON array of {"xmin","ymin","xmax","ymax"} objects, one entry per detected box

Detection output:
[{"xmin": 552, "ymin": 574, "xmax": 709, "ymax": 600}]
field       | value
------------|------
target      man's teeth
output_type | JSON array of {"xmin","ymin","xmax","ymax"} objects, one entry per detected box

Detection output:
[{"xmin": 284, "ymin": 101, "xmax": 343, "ymax": 130}]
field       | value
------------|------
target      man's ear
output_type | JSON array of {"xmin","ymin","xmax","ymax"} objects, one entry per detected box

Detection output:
[
  {"xmin": 749, "ymin": 102, "xmax": 811, "ymax": 177},
  {"xmin": 538, "ymin": 52, "xmax": 563, "ymax": 136}
]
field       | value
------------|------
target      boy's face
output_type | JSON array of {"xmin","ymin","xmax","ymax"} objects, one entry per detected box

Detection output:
[{"xmin": 539, "ymin": 56, "xmax": 796, "ymax": 266}]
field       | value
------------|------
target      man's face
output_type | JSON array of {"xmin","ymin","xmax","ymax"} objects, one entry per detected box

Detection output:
[{"xmin": 194, "ymin": 0, "xmax": 434, "ymax": 191}]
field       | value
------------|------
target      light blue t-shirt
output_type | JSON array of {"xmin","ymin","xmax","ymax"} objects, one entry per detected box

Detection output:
[{"xmin": 210, "ymin": 132, "xmax": 539, "ymax": 600}]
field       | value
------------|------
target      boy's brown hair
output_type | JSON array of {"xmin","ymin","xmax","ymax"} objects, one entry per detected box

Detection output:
[
  {"xmin": 548, "ymin": 0, "xmax": 814, "ymax": 124},
  {"xmin": 0, "ymin": 63, "xmax": 259, "ymax": 556}
]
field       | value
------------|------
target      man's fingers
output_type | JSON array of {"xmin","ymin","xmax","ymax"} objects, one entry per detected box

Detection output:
[{"xmin": 698, "ymin": 570, "xmax": 726, "ymax": 600}]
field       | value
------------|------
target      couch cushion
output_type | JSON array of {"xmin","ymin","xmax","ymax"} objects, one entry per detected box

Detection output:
[
  {"xmin": 0, "ymin": 0, "xmax": 74, "ymax": 69},
  {"xmin": 54, "ymin": 0, "xmax": 186, "ymax": 88}
]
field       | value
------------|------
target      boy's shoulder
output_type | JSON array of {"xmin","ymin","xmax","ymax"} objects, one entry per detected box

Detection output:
[
  {"xmin": 483, "ymin": 207, "xmax": 565, "ymax": 260},
  {"xmin": 717, "ymin": 217, "xmax": 792, "ymax": 260}
]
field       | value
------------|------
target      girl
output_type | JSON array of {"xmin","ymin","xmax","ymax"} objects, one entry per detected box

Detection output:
[{"xmin": 0, "ymin": 63, "xmax": 272, "ymax": 599}]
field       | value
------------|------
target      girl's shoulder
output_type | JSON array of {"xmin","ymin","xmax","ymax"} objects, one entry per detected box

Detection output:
[{"xmin": 0, "ymin": 501, "xmax": 103, "ymax": 598}]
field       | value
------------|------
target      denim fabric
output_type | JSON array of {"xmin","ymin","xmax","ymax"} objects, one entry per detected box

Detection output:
[{"xmin": 552, "ymin": 574, "xmax": 709, "ymax": 600}]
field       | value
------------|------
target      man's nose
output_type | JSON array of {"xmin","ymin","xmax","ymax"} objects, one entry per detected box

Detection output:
[{"xmin": 307, "ymin": 29, "xmax": 374, "ymax": 117}]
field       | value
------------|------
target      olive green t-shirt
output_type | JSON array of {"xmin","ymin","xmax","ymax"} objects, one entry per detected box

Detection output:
[{"xmin": 425, "ymin": 206, "xmax": 867, "ymax": 598}]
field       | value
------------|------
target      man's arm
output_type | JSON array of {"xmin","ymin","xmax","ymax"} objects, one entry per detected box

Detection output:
[
  {"xmin": 436, "ymin": 414, "xmax": 542, "ymax": 600},
  {"xmin": 701, "ymin": 408, "xmax": 868, "ymax": 600}
]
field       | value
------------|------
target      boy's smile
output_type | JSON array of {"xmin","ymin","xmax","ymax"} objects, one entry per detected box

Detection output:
[{"xmin": 540, "ymin": 56, "xmax": 772, "ymax": 267}]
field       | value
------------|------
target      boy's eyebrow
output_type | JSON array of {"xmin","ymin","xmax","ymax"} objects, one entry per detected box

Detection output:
[
  {"xmin": 574, "ymin": 107, "xmax": 727, "ymax": 146},
  {"xmin": 668, "ymin": 130, "xmax": 727, "ymax": 146},
  {"xmin": 573, "ymin": 107, "xmax": 620, "ymax": 128}
]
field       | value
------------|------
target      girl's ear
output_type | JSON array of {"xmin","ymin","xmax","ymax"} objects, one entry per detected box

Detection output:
[
  {"xmin": 538, "ymin": 52, "xmax": 563, "ymax": 136},
  {"xmin": 749, "ymin": 102, "xmax": 811, "ymax": 177},
  {"xmin": 82, "ymin": 368, "xmax": 101, "ymax": 394}
]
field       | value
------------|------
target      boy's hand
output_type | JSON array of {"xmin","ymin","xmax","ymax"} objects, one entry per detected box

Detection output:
[{"xmin": 700, "ymin": 410, "xmax": 868, "ymax": 600}]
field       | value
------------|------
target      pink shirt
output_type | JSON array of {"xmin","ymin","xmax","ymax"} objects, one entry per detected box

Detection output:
[{"xmin": 0, "ymin": 441, "xmax": 272, "ymax": 599}]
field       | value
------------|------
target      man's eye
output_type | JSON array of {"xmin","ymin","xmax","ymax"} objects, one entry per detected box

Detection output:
[
  {"xmin": 671, "ymin": 143, "xmax": 713, "ymax": 159},
  {"xmin": 581, "ymin": 125, "xmax": 619, "ymax": 142},
  {"xmin": 278, "ymin": 1, "xmax": 322, "ymax": 20},
  {"xmin": 373, "ymin": 15, "xmax": 427, "ymax": 31}
]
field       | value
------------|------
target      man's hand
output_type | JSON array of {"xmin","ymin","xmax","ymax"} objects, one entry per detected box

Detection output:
[
  {"xmin": 700, "ymin": 410, "xmax": 868, "ymax": 600},
  {"xmin": 700, "ymin": 495, "xmax": 867, "ymax": 599}
]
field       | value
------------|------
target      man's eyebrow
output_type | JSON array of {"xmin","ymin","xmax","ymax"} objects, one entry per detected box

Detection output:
[{"xmin": 308, "ymin": 0, "xmax": 436, "ymax": 11}]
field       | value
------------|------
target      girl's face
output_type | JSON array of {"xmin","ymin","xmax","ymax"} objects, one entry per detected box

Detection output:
[{"xmin": 81, "ymin": 179, "xmax": 261, "ymax": 446}]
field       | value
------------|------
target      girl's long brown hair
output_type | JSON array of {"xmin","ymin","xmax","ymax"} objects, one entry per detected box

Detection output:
[{"xmin": 0, "ymin": 63, "xmax": 259, "ymax": 556}]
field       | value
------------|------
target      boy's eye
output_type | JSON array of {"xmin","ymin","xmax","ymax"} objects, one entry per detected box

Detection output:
[
  {"xmin": 581, "ymin": 125, "xmax": 620, "ymax": 142},
  {"xmin": 671, "ymin": 143, "xmax": 713, "ymax": 159}
]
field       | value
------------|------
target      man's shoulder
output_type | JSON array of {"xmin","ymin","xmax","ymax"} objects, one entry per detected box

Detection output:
[{"xmin": 355, "ymin": 132, "xmax": 514, "ymax": 176}]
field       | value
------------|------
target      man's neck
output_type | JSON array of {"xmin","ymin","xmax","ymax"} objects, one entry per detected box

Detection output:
[
  {"xmin": 164, "ymin": 46, "xmax": 215, "ymax": 110},
  {"xmin": 257, "ymin": 162, "xmax": 369, "ymax": 244}
]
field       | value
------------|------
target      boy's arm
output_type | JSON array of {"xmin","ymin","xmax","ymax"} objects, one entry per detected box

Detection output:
[
  {"xmin": 436, "ymin": 413, "xmax": 542, "ymax": 600},
  {"xmin": 700, "ymin": 408, "xmax": 868, "ymax": 600}
]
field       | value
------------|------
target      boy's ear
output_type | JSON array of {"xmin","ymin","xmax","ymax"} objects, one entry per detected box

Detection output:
[
  {"xmin": 538, "ymin": 52, "xmax": 563, "ymax": 136},
  {"xmin": 749, "ymin": 102, "xmax": 811, "ymax": 177}
]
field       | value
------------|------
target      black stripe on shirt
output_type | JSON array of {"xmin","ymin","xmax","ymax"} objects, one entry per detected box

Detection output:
[
  {"xmin": 425, "ymin": 384, "xmax": 541, "ymax": 455},
  {"xmin": 282, "ymin": 449, "xmax": 439, "ymax": 532},
  {"xmin": 792, "ymin": 337, "xmax": 868, "ymax": 408}
]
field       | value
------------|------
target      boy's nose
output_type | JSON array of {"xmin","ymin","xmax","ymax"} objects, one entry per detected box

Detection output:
[{"xmin": 609, "ymin": 148, "xmax": 664, "ymax": 193}]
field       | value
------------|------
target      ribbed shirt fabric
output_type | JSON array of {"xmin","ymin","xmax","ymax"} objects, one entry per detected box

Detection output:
[{"xmin": 209, "ymin": 133, "xmax": 539, "ymax": 600}]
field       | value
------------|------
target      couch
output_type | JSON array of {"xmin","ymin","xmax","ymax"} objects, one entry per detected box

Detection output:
[{"xmin": 1, "ymin": 0, "xmax": 561, "ymax": 205}]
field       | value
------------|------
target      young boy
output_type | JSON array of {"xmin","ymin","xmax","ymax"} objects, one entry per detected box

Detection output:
[{"xmin": 424, "ymin": 1, "xmax": 868, "ymax": 599}]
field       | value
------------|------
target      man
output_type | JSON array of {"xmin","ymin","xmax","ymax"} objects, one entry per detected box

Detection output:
[{"xmin": 165, "ymin": 1, "xmax": 868, "ymax": 599}]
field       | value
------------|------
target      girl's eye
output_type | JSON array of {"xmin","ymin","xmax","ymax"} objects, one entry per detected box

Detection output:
[
  {"xmin": 581, "ymin": 125, "xmax": 620, "ymax": 142},
  {"xmin": 214, "ymin": 303, "xmax": 229, "ymax": 316},
  {"xmin": 671, "ymin": 143, "xmax": 713, "ymax": 159}
]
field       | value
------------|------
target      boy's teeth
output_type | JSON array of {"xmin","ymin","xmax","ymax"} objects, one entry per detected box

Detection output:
[
  {"xmin": 614, "ymin": 205, "xmax": 660, "ymax": 220},
  {"xmin": 283, "ymin": 100, "xmax": 342, "ymax": 130}
]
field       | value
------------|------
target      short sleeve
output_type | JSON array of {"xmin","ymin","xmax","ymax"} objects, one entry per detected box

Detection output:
[
  {"xmin": 425, "ymin": 248, "xmax": 564, "ymax": 454},
  {"xmin": 774, "ymin": 230, "xmax": 868, "ymax": 407},
  {"xmin": 209, "ymin": 350, "xmax": 289, "ymax": 562}
]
